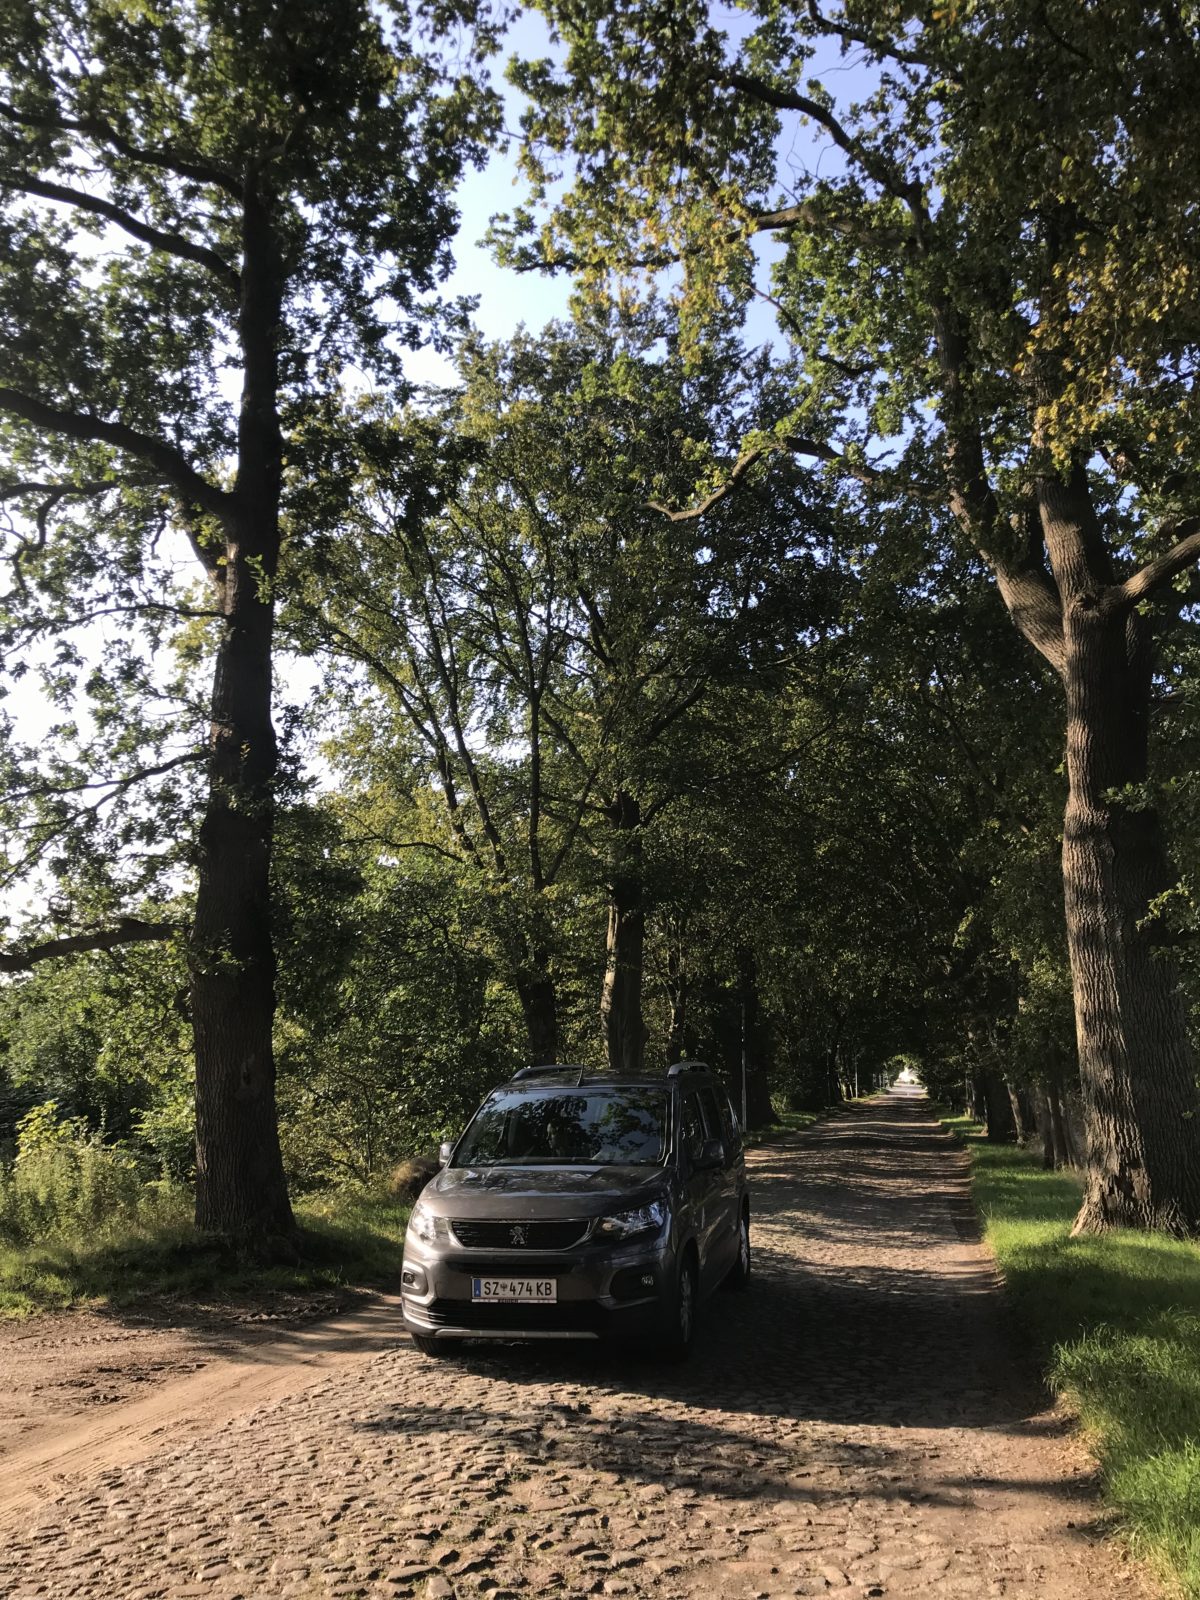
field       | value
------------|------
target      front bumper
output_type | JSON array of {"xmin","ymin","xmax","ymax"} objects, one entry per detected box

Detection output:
[{"xmin": 401, "ymin": 1233, "xmax": 674, "ymax": 1342}]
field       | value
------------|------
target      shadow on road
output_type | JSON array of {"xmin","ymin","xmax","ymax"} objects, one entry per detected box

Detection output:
[{"xmin": 383, "ymin": 1093, "xmax": 1048, "ymax": 1434}]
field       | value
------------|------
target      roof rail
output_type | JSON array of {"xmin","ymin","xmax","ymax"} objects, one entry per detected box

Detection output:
[
  {"xmin": 667, "ymin": 1060, "xmax": 711, "ymax": 1077},
  {"xmin": 511, "ymin": 1062, "xmax": 585, "ymax": 1080}
]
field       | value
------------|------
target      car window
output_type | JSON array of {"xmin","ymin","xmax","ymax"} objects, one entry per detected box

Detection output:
[
  {"xmin": 453, "ymin": 1088, "xmax": 668, "ymax": 1167},
  {"xmin": 698, "ymin": 1087, "xmax": 724, "ymax": 1141},
  {"xmin": 680, "ymin": 1091, "xmax": 706, "ymax": 1161},
  {"xmin": 720, "ymin": 1096, "xmax": 742, "ymax": 1154}
]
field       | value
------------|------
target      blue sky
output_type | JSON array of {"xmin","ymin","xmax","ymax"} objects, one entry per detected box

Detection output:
[{"xmin": 404, "ymin": 5, "xmax": 880, "ymax": 387}]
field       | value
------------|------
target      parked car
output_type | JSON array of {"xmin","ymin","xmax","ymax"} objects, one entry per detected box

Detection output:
[{"xmin": 401, "ymin": 1062, "xmax": 751, "ymax": 1358}]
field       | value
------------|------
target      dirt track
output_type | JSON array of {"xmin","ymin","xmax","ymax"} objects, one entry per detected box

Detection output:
[{"xmin": 0, "ymin": 1090, "xmax": 1153, "ymax": 1599}]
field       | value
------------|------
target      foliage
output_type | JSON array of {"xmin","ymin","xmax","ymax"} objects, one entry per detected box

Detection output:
[
  {"xmin": 0, "ymin": 0, "xmax": 505, "ymax": 940},
  {"xmin": 0, "ymin": 1183, "xmax": 408, "ymax": 1319},
  {"xmin": 0, "ymin": 1100, "xmax": 185, "ymax": 1250}
]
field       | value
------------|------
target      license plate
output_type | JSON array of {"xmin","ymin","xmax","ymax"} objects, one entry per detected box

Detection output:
[{"xmin": 471, "ymin": 1277, "xmax": 557, "ymax": 1303}]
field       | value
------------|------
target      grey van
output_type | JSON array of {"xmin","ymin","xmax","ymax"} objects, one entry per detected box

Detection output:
[{"xmin": 401, "ymin": 1062, "xmax": 751, "ymax": 1358}]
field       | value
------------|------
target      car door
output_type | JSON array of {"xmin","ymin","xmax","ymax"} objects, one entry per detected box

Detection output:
[
  {"xmin": 679, "ymin": 1089, "xmax": 723, "ymax": 1287},
  {"xmin": 698, "ymin": 1085, "xmax": 739, "ymax": 1278}
]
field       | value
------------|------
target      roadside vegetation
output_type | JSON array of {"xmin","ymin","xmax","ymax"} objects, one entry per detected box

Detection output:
[
  {"xmin": 0, "ymin": 1104, "xmax": 408, "ymax": 1318},
  {"xmin": 942, "ymin": 1114, "xmax": 1200, "ymax": 1597}
]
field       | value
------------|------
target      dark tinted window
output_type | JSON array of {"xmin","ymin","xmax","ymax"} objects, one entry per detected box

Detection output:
[
  {"xmin": 720, "ymin": 1096, "xmax": 742, "ymax": 1153},
  {"xmin": 680, "ymin": 1091, "xmax": 706, "ymax": 1160},
  {"xmin": 698, "ymin": 1087, "xmax": 723, "ymax": 1140},
  {"xmin": 454, "ymin": 1088, "xmax": 668, "ymax": 1167}
]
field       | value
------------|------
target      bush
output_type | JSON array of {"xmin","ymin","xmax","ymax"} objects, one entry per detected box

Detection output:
[{"xmin": 0, "ymin": 1101, "xmax": 188, "ymax": 1248}]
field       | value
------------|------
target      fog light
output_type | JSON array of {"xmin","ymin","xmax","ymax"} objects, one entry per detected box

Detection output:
[
  {"xmin": 610, "ymin": 1266, "xmax": 657, "ymax": 1301},
  {"xmin": 401, "ymin": 1264, "xmax": 427, "ymax": 1294}
]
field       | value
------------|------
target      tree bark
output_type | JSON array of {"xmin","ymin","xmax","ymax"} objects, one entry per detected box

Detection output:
[
  {"xmin": 516, "ymin": 945, "xmax": 559, "ymax": 1065},
  {"xmin": 1046, "ymin": 472, "xmax": 1200, "ymax": 1230},
  {"xmin": 665, "ymin": 941, "xmax": 687, "ymax": 1064},
  {"xmin": 600, "ymin": 789, "xmax": 647, "ymax": 1073},
  {"xmin": 1047, "ymin": 1079, "xmax": 1078, "ymax": 1168},
  {"xmin": 191, "ymin": 184, "xmax": 293, "ymax": 1239},
  {"xmin": 977, "ymin": 1068, "xmax": 1017, "ymax": 1142},
  {"xmin": 737, "ymin": 944, "xmax": 774, "ymax": 1127}
]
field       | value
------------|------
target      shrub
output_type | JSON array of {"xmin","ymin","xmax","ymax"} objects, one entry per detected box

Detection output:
[{"xmin": 0, "ymin": 1101, "xmax": 186, "ymax": 1247}]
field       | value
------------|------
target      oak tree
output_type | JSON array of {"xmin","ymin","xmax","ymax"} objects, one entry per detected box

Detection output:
[
  {"xmin": 0, "ymin": 0, "xmax": 501, "ymax": 1236},
  {"xmin": 501, "ymin": 0, "xmax": 1200, "ymax": 1232}
]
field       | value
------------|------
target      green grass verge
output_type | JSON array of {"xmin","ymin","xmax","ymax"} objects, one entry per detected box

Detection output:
[
  {"xmin": 0, "ymin": 1187, "xmax": 410, "ymax": 1319},
  {"xmin": 940, "ymin": 1114, "xmax": 1200, "ymax": 1597},
  {"xmin": 744, "ymin": 1105, "xmax": 832, "ymax": 1143}
]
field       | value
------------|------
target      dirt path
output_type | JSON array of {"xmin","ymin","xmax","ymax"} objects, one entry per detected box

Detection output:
[
  {"xmin": 0, "ymin": 1090, "xmax": 1153, "ymax": 1600},
  {"xmin": 0, "ymin": 1288, "xmax": 359, "ymax": 1462}
]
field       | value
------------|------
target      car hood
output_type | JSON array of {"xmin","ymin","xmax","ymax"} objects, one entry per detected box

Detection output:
[{"xmin": 419, "ymin": 1163, "xmax": 668, "ymax": 1220}]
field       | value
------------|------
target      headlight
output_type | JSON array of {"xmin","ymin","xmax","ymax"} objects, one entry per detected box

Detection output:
[
  {"xmin": 593, "ymin": 1200, "xmax": 668, "ymax": 1241},
  {"xmin": 406, "ymin": 1198, "xmax": 445, "ymax": 1245}
]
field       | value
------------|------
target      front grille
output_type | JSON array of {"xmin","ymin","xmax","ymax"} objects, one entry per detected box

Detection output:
[
  {"xmin": 449, "ymin": 1218, "xmax": 589, "ymax": 1250},
  {"xmin": 425, "ymin": 1298, "xmax": 606, "ymax": 1332},
  {"xmin": 447, "ymin": 1258, "xmax": 576, "ymax": 1276}
]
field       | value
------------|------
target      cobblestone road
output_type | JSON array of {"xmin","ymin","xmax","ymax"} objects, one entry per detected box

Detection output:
[{"xmin": 0, "ymin": 1091, "xmax": 1152, "ymax": 1600}]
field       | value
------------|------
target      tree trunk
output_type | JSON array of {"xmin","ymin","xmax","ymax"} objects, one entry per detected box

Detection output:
[
  {"xmin": 1006, "ymin": 1080, "xmax": 1038, "ymax": 1144},
  {"xmin": 191, "ymin": 190, "xmax": 292, "ymax": 1239},
  {"xmin": 516, "ymin": 949, "xmax": 559, "ymax": 1065},
  {"xmin": 1047, "ymin": 1079, "xmax": 1077, "ymax": 1169},
  {"xmin": 1056, "ymin": 546, "xmax": 1200, "ymax": 1231},
  {"xmin": 600, "ymin": 789, "xmax": 647, "ymax": 1074},
  {"xmin": 191, "ymin": 519, "xmax": 292, "ymax": 1237},
  {"xmin": 665, "ymin": 941, "xmax": 687, "ymax": 1064},
  {"xmin": 736, "ymin": 945, "xmax": 774, "ymax": 1128},
  {"xmin": 978, "ymin": 1068, "xmax": 1017, "ymax": 1142},
  {"xmin": 1036, "ymin": 1089, "xmax": 1056, "ymax": 1169}
]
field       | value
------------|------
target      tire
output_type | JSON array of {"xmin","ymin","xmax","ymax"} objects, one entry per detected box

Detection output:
[
  {"xmin": 659, "ymin": 1252, "xmax": 698, "ymax": 1361},
  {"xmin": 722, "ymin": 1207, "xmax": 751, "ymax": 1291},
  {"xmin": 411, "ymin": 1332, "xmax": 452, "ymax": 1357}
]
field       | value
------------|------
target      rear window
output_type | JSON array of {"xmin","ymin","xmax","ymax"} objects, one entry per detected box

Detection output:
[{"xmin": 453, "ymin": 1088, "xmax": 668, "ymax": 1167}]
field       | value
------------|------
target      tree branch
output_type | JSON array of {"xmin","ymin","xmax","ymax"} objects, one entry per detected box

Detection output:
[
  {"xmin": 0, "ymin": 388, "xmax": 233, "ymax": 554},
  {"xmin": 1109, "ymin": 518, "xmax": 1200, "ymax": 612},
  {"xmin": 0, "ymin": 100, "xmax": 242, "ymax": 195},
  {"xmin": 0, "ymin": 916, "xmax": 180, "ymax": 973},
  {"xmin": 1, "ymin": 172, "xmax": 239, "ymax": 290},
  {"xmin": 803, "ymin": 1, "xmax": 957, "ymax": 76},
  {"xmin": 2, "ymin": 747, "xmax": 205, "ymax": 807},
  {"xmin": 645, "ymin": 445, "xmax": 774, "ymax": 522},
  {"xmin": 718, "ymin": 71, "xmax": 925, "ymax": 209}
]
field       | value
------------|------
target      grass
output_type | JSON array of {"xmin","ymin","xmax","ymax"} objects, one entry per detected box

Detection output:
[
  {"xmin": 940, "ymin": 1112, "xmax": 1200, "ymax": 1597},
  {"xmin": 0, "ymin": 1186, "xmax": 410, "ymax": 1319},
  {"xmin": 744, "ymin": 1105, "xmax": 828, "ymax": 1143}
]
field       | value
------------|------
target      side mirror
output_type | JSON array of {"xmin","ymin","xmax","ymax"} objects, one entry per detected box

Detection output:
[
  {"xmin": 696, "ymin": 1136, "xmax": 725, "ymax": 1171},
  {"xmin": 438, "ymin": 1140, "xmax": 453, "ymax": 1168}
]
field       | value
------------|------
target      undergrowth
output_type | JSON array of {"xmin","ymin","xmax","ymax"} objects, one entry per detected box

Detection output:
[
  {"xmin": 0, "ymin": 1189, "xmax": 410, "ymax": 1318},
  {"xmin": 0, "ymin": 1102, "xmax": 410, "ymax": 1317},
  {"xmin": 941, "ymin": 1113, "xmax": 1200, "ymax": 1597}
]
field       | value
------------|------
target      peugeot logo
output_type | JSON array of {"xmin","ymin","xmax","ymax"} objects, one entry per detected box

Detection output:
[{"xmin": 510, "ymin": 1224, "xmax": 528, "ymax": 1246}]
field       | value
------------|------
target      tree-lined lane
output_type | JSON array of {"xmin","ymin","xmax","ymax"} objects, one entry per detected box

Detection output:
[{"xmin": 0, "ymin": 1091, "xmax": 1151, "ymax": 1600}]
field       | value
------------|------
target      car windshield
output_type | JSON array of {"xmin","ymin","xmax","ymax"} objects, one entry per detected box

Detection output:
[{"xmin": 453, "ymin": 1087, "xmax": 669, "ymax": 1167}]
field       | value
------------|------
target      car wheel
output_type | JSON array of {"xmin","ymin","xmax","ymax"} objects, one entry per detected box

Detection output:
[
  {"xmin": 411, "ymin": 1333, "xmax": 452, "ymax": 1358},
  {"xmin": 723, "ymin": 1207, "xmax": 751, "ymax": 1291},
  {"xmin": 660, "ymin": 1253, "xmax": 698, "ymax": 1361}
]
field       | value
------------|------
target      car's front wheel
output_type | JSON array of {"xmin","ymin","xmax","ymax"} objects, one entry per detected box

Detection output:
[
  {"xmin": 722, "ymin": 1207, "xmax": 751, "ymax": 1291},
  {"xmin": 659, "ymin": 1253, "xmax": 698, "ymax": 1361}
]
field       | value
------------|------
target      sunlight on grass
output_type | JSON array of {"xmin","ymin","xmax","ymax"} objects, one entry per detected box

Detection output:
[{"xmin": 940, "ymin": 1112, "xmax": 1200, "ymax": 1598}]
